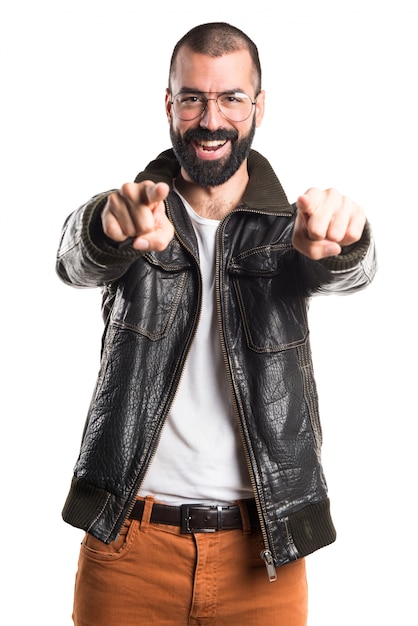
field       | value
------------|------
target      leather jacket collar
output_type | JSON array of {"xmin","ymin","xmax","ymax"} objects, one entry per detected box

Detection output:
[{"xmin": 134, "ymin": 148, "xmax": 293, "ymax": 214}]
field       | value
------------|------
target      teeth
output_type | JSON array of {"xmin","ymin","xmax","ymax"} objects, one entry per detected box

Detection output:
[{"xmin": 198, "ymin": 140, "xmax": 226, "ymax": 148}]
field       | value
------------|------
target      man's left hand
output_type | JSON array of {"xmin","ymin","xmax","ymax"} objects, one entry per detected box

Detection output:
[{"xmin": 292, "ymin": 188, "xmax": 366, "ymax": 260}]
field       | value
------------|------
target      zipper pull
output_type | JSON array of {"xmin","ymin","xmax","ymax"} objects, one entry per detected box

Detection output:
[{"xmin": 260, "ymin": 549, "xmax": 278, "ymax": 582}]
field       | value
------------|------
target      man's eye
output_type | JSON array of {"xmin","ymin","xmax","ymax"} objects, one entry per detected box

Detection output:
[
  {"xmin": 180, "ymin": 95, "xmax": 203, "ymax": 104},
  {"xmin": 220, "ymin": 94, "xmax": 245, "ymax": 105}
]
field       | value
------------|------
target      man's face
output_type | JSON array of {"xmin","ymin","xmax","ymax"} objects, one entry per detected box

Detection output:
[{"xmin": 166, "ymin": 47, "xmax": 265, "ymax": 187}]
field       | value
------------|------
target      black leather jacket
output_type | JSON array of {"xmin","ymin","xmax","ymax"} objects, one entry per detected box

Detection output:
[{"xmin": 57, "ymin": 149, "xmax": 376, "ymax": 575}]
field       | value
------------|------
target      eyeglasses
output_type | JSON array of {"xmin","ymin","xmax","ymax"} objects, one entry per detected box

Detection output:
[{"xmin": 170, "ymin": 91, "xmax": 257, "ymax": 122}]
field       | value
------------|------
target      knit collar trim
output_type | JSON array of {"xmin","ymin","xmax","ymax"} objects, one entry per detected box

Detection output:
[{"xmin": 135, "ymin": 148, "xmax": 292, "ymax": 214}]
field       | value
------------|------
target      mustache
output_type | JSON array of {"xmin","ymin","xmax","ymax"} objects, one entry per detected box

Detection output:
[{"xmin": 182, "ymin": 127, "xmax": 239, "ymax": 143}]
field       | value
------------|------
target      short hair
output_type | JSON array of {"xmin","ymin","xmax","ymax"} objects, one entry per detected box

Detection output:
[{"xmin": 169, "ymin": 22, "xmax": 262, "ymax": 94}]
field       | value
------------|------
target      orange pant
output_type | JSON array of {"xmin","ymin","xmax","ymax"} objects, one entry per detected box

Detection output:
[{"xmin": 73, "ymin": 497, "xmax": 308, "ymax": 625}]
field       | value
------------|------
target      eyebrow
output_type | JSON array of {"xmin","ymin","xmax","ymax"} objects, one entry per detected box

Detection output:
[{"xmin": 176, "ymin": 87, "xmax": 246, "ymax": 95}]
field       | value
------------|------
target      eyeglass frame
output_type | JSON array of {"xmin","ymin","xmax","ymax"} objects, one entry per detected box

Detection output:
[{"xmin": 169, "ymin": 90, "xmax": 259, "ymax": 123}]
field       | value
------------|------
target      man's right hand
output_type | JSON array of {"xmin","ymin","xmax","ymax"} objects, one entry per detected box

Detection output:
[{"xmin": 102, "ymin": 180, "xmax": 174, "ymax": 251}]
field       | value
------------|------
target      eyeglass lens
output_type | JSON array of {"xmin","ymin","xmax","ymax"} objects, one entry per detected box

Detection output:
[{"xmin": 172, "ymin": 92, "xmax": 254, "ymax": 122}]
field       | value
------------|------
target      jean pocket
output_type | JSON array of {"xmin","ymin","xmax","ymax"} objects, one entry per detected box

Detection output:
[{"xmin": 81, "ymin": 519, "xmax": 138, "ymax": 561}]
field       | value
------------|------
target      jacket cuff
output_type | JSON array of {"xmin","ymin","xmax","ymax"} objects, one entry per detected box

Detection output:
[{"xmin": 320, "ymin": 220, "xmax": 373, "ymax": 271}]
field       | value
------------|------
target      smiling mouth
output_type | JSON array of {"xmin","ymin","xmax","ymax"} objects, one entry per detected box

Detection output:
[{"xmin": 195, "ymin": 139, "xmax": 228, "ymax": 151}]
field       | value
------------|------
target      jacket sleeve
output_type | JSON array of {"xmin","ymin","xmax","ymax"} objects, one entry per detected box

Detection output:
[
  {"xmin": 298, "ymin": 220, "xmax": 377, "ymax": 296},
  {"xmin": 56, "ymin": 192, "xmax": 142, "ymax": 288}
]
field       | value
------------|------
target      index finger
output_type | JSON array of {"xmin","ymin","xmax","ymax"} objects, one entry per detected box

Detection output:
[
  {"xmin": 296, "ymin": 188, "xmax": 343, "ymax": 241},
  {"xmin": 119, "ymin": 180, "xmax": 170, "ymax": 210},
  {"xmin": 141, "ymin": 181, "xmax": 171, "ymax": 207},
  {"xmin": 295, "ymin": 188, "xmax": 325, "ymax": 216}
]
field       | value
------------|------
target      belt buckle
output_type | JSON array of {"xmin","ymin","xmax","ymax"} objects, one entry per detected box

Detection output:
[{"xmin": 180, "ymin": 504, "xmax": 223, "ymax": 533}]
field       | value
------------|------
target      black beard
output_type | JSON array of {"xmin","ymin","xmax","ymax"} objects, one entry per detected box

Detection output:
[{"xmin": 170, "ymin": 120, "xmax": 256, "ymax": 187}]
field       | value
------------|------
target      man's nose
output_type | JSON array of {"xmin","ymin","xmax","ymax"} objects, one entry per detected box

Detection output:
[{"xmin": 199, "ymin": 98, "xmax": 225, "ymax": 129}]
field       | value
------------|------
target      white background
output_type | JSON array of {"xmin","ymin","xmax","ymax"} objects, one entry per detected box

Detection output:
[{"xmin": 0, "ymin": 0, "xmax": 416, "ymax": 624}]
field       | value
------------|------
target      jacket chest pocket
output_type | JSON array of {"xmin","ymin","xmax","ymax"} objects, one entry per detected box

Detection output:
[
  {"xmin": 228, "ymin": 246, "xmax": 308, "ymax": 353},
  {"xmin": 110, "ymin": 256, "xmax": 191, "ymax": 341}
]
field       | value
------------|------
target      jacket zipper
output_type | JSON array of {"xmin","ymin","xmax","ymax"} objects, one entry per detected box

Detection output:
[{"xmin": 214, "ymin": 209, "xmax": 291, "ymax": 582}]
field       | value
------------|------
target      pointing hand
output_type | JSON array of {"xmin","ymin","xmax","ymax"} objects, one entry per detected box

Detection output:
[
  {"xmin": 292, "ymin": 188, "xmax": 366, "ymax": 260},
  {"xmin": 102, "ymin": 181, "xmax": 174, "ymax": 251}
]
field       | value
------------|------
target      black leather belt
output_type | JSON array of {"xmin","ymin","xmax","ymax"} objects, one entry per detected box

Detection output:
[{"xmin": 129, "ymin": 499, "xmax": 259, "ymax": 533}]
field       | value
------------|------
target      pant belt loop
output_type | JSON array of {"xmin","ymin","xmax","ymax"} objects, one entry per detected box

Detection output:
[
  {"xmin": 237, "ymin": 500, "xmax": 251, "ymax": 534},
  {"xmin": 139, "ymin": 495, "xmax": 154, "ymax": 534},
  {"xmin": 217, "ymin": 505, "xmax": 223, "ymax": 530}
]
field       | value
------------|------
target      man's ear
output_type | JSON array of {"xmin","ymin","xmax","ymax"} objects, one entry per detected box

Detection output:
[
  {"xmin": 165, "ymin": 89, "xmax": 172, "ymax": 123},
  {"xmin": 255, "ymin": 90, "xmax": 265, "ymax": 128}
]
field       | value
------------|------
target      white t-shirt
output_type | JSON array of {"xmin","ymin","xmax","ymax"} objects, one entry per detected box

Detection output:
[{"xmin": 139, "ymin": 192, "xmax": 252, "ymax": 505}]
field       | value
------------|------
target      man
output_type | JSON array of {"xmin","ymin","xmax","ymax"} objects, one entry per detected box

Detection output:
[{"xmin": 57, "ymin": 22, "xmax": 376, "ymax": 626}]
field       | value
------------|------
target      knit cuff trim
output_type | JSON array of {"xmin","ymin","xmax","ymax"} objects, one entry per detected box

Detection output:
[
  {"xmin": 320, "ymin": 221, "xmax": 372, "ymax": 271},
  {"xmin": 62, "ymin": 475, "xmax": 113, "ymax": 533},
  {"xmin": 288, "ymin": 498, "xmax": 337, "ymax": 557}
]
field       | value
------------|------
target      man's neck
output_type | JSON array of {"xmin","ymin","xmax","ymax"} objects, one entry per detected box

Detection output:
[{"xmin": 174, "ymin": 162, "xmax": 249, "ymax": 220}]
